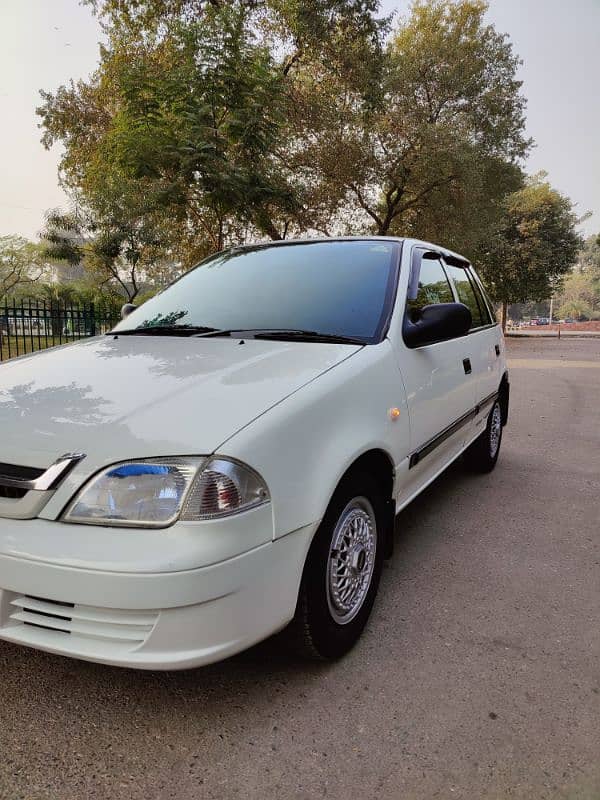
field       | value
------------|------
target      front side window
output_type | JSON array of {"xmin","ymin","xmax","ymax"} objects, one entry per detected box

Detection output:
[
  {"xmin": 407, "ymin": 257, "xmax": 454, "ymax": 319},
  {"xmin": 113, "ymin": 240, "xmax": 400, "ymax": 343},
  {"xmin": 444, "ymin": 263, "xmax": 487, "ymax": 328}
]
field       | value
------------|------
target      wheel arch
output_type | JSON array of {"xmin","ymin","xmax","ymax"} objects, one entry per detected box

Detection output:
[{"xmin": 326, "ymin": 448, "xmax": 397, "ymax": 559}]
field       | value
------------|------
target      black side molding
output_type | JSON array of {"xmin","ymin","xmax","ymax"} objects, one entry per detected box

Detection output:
[{"xmin": 408, "ymin": 391, "xmax": 499, "ymax": 469}]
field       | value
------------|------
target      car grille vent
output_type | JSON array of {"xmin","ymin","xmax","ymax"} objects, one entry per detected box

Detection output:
[
  {"xmin": 19, "ymin": 595, "xmax": 74, "ymax": 633},
  {"xmin": 0, "ymin": 486, "xmax": 28, "ymax": 500},
  {"xmin": 9, "ymin": 595, "xmax": 159, "ymax": 645},
  {"xmin": 0, "ymin": 462, "xmax": 45, "ymax": 501},
  {"xmin": 0, "ymin": 462, "xmax": 45, "ymax": 481}
]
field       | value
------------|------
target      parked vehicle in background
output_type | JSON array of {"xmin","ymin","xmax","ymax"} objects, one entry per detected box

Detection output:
[{"xmin": 0, "ymin": 237, "xmax": 509, "ymax": 670}]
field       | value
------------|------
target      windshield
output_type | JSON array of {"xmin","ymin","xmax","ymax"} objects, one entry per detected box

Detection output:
[{"xmin": 112, "ymin": 240, "xmax": 400, "ymax": 343}]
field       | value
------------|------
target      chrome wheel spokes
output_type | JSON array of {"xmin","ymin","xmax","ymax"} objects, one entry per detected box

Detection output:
[
  {"xmin": 489, "ymin": 403, "xmax": 502, "ymax": 458},
  {"xmin": 327, "ymin": 497, "xmax": 377, "ymax": 625}
]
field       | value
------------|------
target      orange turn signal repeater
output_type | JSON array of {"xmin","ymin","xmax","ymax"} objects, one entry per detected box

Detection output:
[{"xmin": 389, "ymin": 407, "xmax": 401, "ymax": 421}]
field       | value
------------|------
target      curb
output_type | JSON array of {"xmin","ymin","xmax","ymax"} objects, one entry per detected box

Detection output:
[{"xmin": 506, "ymin": 332, "xmax": 600, "ymax": 339}]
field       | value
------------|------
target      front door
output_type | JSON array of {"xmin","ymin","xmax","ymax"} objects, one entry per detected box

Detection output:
[{"xmin": 391, "ymin": 254, "xmax": 479, "ymax": 502}]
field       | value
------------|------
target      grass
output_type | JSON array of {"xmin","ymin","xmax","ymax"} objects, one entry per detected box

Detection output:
[{"xmin": 0, "ymin": 335, "xmax": 75, "ymax": 362}]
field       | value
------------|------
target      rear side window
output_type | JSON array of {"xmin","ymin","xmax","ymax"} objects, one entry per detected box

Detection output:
[
  {"xmin": 444, "ymin": 263, "xmax": 489, "ymax": 328},
  {"xmin": 407, "ymin": 257, "xmax": 454, "ymax": 319},
  {"xmin": 468, "ymin": 267, "xmax": 495, "ymax": 324}
]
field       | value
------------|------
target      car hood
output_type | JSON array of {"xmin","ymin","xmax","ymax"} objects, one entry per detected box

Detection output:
[{"xmin": 0, "ymin": 335, "xmax": 360, "ymax": 470}]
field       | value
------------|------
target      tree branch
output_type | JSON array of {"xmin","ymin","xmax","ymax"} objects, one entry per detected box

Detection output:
[
  {"xmin": 348, "ymin": 183, "xmax": 384, "ymax": 231},
  {"xmin": 395, "ymin": 175, "xmax": 457, "ymax": 217},
  {"xmin": 283, "ymin": 50, "xmax": 303, "ymax": 77}
]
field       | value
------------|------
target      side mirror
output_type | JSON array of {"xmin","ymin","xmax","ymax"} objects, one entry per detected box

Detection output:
[
  {"xmin": 403, "ymin": 303, "xmax": 472, "ymax": 348},
  {"xmin": 120, "ymin": 303, "xmax": 137, "ymax": 320}
]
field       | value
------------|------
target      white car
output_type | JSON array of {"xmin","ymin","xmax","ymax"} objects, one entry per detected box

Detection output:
[{"xmin": 0, "ymin": 238, "xmax": 508, "ymax": 670}]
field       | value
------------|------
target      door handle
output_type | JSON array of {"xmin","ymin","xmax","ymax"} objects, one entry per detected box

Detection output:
[
  {"xmin": 495, "ymin": 344, "xmax": 500, "ymax": 357},
  {"xmin": 463, "ymin": 358, "xmax": 472, "ymax": 375}
]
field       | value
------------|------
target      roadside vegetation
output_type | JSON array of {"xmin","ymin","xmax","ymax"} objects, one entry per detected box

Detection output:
[
  {"xmin": 556, "ymin": 234, "xmax": 600, "ymax": 320},
  {"xmin": 1, "ymin": 0, "xmax": 593, "ymax": 334}
]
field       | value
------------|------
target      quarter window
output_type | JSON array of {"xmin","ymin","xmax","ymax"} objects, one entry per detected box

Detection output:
[{"xmin": 407, "ymin": 257, "xmax": 454, "ymax": 319}]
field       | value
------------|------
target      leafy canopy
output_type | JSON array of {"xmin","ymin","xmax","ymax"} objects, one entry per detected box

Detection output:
[
  {"xmin": 554, "ymin": 233, "xmax": 600, "ymax": 320},
  {"xmin": 43, "ymin": 0, "xmax": 591, "ymax": 326},
  {"xmin": 40, "ymin": 202, "xmax": 167, "ymax": 303},
  {"xmin": 478, "ymin": 173, "xmax": 583, "ymax": 306},
  {"xmin": 0, "ymin": 237, "xmax": 46, "ymax": 300},
  {"xmin": 40, "ymin": 0, "xmax": 387, "ymax": 255}
]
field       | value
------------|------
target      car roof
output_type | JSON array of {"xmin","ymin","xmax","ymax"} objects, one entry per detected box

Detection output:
[{"xmin": 228, "ymin": 236, "xmax": 470, "ymax": 265}]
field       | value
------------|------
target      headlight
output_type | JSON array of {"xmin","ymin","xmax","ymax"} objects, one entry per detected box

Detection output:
[{"xmin": 63, "ymin": 457, "xmax": 269, "ymax": 528}]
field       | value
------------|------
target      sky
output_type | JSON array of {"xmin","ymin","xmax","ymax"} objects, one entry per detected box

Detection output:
[{"xmin": 0, "ymin": 0, "xmax": 598, "ymax": 241}]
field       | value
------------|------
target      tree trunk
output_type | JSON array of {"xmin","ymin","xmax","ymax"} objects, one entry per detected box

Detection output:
[
  {"xmin": 500, "ymin": 301, "xmax": 508, "ymax": 332},
  {"xmin": 216, "ymin": 217, "xmax": 224, "ymax": 251},
  {"xmin": 260, "ymin": 217, "xmax": 283, "ymax": 241},
  {"xmin": 49, "ymin": 300, "xmax": 62, "ymax": 337}
]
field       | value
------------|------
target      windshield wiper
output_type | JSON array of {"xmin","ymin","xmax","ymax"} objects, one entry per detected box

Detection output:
[
  {"xmin": 111, "ymin": 325, "xmax": 220, "ymax": 337},
  {"xmin": 111, "ymin": 326, "xmax": 365, "ymax": 344},
  {"xmin": 197, "ymin": 328, "xmax": 366, "ymax": 345},
  {"xmin": 255, "ymin": 329, "xmax": 366, "ymax": 345}
]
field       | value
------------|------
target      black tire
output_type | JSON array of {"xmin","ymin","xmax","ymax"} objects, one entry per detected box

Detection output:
[
  {"xmin": 286, "ymin": 471, "xmax": 386, "ymax": 660},
  {"xmin": 463, "ymin": 398, "xmax": 503, "ymax": 473}
]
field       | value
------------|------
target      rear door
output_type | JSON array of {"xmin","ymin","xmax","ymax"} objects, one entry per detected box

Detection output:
[{"xmin": 443, "ymin": 259, "xmax": 503, "ymax": 436}]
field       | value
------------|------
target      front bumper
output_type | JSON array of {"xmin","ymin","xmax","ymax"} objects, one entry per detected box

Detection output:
[{"xmin": 0, "ymin": 522, "xmax": 315, "ymax": 670}]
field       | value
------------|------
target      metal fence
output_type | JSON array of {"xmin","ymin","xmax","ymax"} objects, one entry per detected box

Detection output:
[{"xmin": 0, "ymin": 300, "xmax": 120, "ymax": 362}]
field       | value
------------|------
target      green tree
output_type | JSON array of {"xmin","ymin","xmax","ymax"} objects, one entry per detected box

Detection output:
[
  {"xmin": 578, "ymin": 233, "xmax": 600, "ymax": 279},
  {"xmin": 557, "ymin": 298, "xmax": 591, "ymax": 321},
  {"xmin": 478, "ymin": 174, "xmax": 583, "ymax": 329},
  {"xmin": 554, "ymin": 235, "xmax": 600, "ymax": 320},
  {"xmin": 558, "ymin": 272, "xmax": 598, "ymax": 315},
  {"xmin": 0, "ymin": 236, "xmax": 46, "ymax": 299},
  {"xmin": 40, "ymin": 202, "xmax": 166, "ymax": 303},
  {"xmin": 38, "ymin": 0, "xmax": 530, "ymax": 268},
  {"xmin": 290, "ymin": 0, "xmax": 528, "ymax": 245},
  {"xmin": 39, "ymin": 1, "xmax": 385, "ymax": 258}
]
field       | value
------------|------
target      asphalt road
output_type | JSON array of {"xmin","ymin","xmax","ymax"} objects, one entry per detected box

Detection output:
[{"xmin": 1, "ymin": 338, "xmax": 599, "ymax": 800}]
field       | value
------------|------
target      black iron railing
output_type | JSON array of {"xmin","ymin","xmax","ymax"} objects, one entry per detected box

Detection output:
[{"xmin": 0, "ymin": 300, "xmax": 120, "ymax": 362}]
